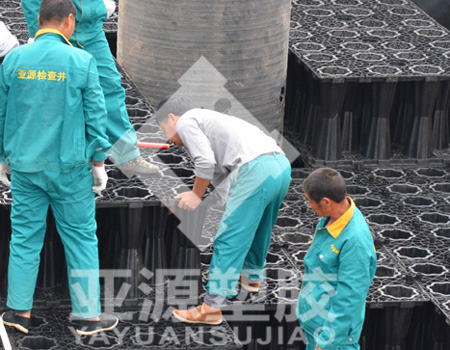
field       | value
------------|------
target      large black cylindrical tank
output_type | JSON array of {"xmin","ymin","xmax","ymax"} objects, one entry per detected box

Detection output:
[{"xmin": 117, "ymin": 0, "xmax": 292, "ymax": 132}]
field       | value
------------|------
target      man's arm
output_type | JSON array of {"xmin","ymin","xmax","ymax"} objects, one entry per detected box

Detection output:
[
  {"xmin": 20, "ymin": 0, "xmax": 42, "ymax": 39},
  {"xmin": 177, "ymin": 117, "xmax": 216, "ymax": 180},
  {"xmin": 175, "ymin": 176, "xmax": 211, "ymax": 210},
  {"xmin": 175, "ymin": 117, "xmax": 216, "ymax": 210},
  {"xmin": 83, "ymin": 58, "xmax": 111, "ymax": 162},
  {"xmin": 192, "ymin": 176, "xmax": 211, "ymax": 198},
  {"xmin": 0, "ymin": 22, "xmax": 19, "ymax": 57},
  {"xmin": 0, "ymin": 65, "xmax": 8, "ymax": 162},
  {"xmin": 0, "ymin": 65, "xmax": 10, "ymax": 186}
]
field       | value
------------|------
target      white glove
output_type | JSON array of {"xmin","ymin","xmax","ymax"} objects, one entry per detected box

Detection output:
[
  {"xmin": 0, "ymin": 162, "xmax": 10, "ymax": 187},
  {"xmin": 92, "ymin": 164, "xmax": 108, "ymax": 194},
  {"xmin": 103, "ymin": 0, "xmax": 116, "ymax": 18},
  {"xmin": 27, "ymin": 38, "xmax": 35, "ymax": 44}
]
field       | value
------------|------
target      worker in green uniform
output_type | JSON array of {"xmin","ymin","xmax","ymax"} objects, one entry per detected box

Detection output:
[
  {"xmin": 21, "ymin": 0, "xmax": 159, "ymax": 175},
  {"xmin": 297, "ymin": 168, "xmax": 377, "ymax": 350},
  {"xmin": 0, "ymin": 0, "xmax": 118, "ymax": 335}
]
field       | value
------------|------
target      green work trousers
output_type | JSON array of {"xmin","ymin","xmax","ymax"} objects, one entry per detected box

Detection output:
[
  {"xmin": 7, "ymin": 164, "xmax": 101, "ymax": 318},
  {"xmin": 206, "ymin": 153, "xmax": 291, "ymax": 302},
  {"xmin": 304, "ymin": 329, "xmax": 361, "ymax": 350}
]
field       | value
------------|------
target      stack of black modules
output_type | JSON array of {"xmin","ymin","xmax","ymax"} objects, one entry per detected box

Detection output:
[
  {"xmin": 199, "ymin": 169, "xmax": 450, "ymax": 350},
  {"xmin": 286, "ymin": 0, "xmax": 450, "ymax": 168}
]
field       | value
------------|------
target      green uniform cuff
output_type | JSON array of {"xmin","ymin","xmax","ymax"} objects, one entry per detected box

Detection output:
[{"xmin": 92, "ymin": 150, "xmax": 107, "ymax": 162}]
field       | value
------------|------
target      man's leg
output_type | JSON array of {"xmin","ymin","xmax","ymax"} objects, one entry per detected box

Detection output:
[
  {"xmin": 206, "ymin": 159, "xmax": 275, "ymax": 302},
  {"xmin": 242, "ymin": 154, "xmax": 291, "ymax": 283},
  {"xmin": 47, "ymin": 165, "xmax": 118, "ymax": 335},
  {"xmin": 302, "ymin": 330, "xmax": 360, "ymax": 350},
  {"xmin": 46, "ymin": 165, "xmax": 101, "ymax": 319},
  {"xmin": 4, "ymin": 171, "xmax": 50, "ymax": 333},
  {"xmin": 82, "ymin": 34, "xmax": 158, "ymax": 174},
  {"xmin": 173, "ymin": 157, "xmax": 276, "ymax": 324},
  {"xmin": 46, "ymin": 164, "xmax": 119, "ymax": 335}
]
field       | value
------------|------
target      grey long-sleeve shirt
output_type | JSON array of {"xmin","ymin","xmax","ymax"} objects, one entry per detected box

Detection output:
[
  {"xmin": 0, "ymin": 22, "xmax": 19, "ymax": 58},
  {"xmin": 176, "ymin": 108, "xmax": 284, "ymax": 190}
]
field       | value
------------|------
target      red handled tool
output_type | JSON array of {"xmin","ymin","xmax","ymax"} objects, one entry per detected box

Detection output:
[{"xmin": 137, "ymin": 142, "xmax": 170, "ymax": 149}]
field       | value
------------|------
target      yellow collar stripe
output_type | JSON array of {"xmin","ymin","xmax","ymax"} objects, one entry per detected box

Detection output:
[
  {"xmin": 35, "ymin": 29, "xmax": 73, "ymax": 46},
  {"xmin": 327, "ymin": 196, "xmax": 355, "ymax": 239}
]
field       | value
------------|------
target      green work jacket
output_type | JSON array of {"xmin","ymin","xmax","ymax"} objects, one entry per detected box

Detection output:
[
  {"xmin": 22, "ymin": 0, "xmax": 110, "ymax": 47},
  {"xmin": 0, "ymin": 30, "xmax": 110, "ymax": 172},
  {"xmin": 297, "ymin": 197, "xmax": 377, "ymax": 350}
]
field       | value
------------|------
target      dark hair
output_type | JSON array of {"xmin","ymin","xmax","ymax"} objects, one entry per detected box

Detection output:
[
  {"xmin": 39, "ymin": 0, "xmax": 77, "ymax": 25},
  {"xmin": 155, "ymin": 96, "xmax": 194, "ymax": 124},
  {"xmin": 302, "ymin": 168, "xmax": 347, "ymax": 203}
]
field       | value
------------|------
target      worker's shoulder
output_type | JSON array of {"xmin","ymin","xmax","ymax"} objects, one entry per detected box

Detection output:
[
  {"xmin": 1, "ymin": 43, "xmax": 94, "ymax": 78},
  {"xmin": 178, "ymin": 108, "xmax": 225, "ymax": 129},
  {"xmin": 52, "ymin": 44, "xmax": 98, "ymax": 72},
  {"xmin": 343, "ymin": 209, "xmax": 375, "ymax": 248},
  {"xmin": 346, "ymin": 208, "xmax": 370, "ymax": 233},
  {"xmin": 0, "ymin": 43, "xmax": 31, "ymax": 68},
  {"xmin": 63, "ymin": 44, "xmax": 94, "ymax": 60},
  {"xmin": 181, "ymin": 108, "xmax": 229, "ymax": 123},
  {"xmin": 18, "ymin": 40, "xmax": 93, "ymax": 62},
  {"xmin": 181, "ymin": 108, "xmax": 206, "ymax": 118},
  {"xmin": 178, "ymin": 108, "xmax": 204, "ymax": 124},
  {"xmin": 3, "ymin": 42, "xmax": 27, "ymax": 57}
]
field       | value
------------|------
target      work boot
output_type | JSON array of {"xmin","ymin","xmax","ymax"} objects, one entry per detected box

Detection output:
[
  {"xmin": 75, "ymin": 313, "xmax": 119, "ymax": 336},
  {"xmin": 2, "ymin": 310, "xmax": 31, "ymax": 334},
  {"xmin": 118, "ymin": 156, "xmax": 159, "ymax": 175}
]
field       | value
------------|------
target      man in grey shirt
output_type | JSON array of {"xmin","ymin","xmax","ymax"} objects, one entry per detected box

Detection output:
[
  {"xmin": 0, "ymin": 22, "xmax": 19, "ymax": 64},
  {"xmin": 156, "ymin": 96, "xmax": 291, "ymax": 325}
]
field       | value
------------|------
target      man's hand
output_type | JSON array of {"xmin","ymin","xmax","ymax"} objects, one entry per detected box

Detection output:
[
  {"xmin": 175, "ymin": 191, "xmax": 201, "ymax": 211},
  {"xmin": 315, "ymin": 345, "xmax": 324, "ymax": 350},
  {"xmin": 92, "ymin": 164, "xmax": 108, "ymax": 194},
  {"xmin": 0, "ymin": 162, "xmax": 10, "ymax": 187}
]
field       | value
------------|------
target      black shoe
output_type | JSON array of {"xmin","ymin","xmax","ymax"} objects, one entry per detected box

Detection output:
[
  {"xmin": 2, "ymin": 310, "xmax": 30, "ymax": 334},
  {"xmin": 76, "ymin": 313, "xmax": 119, "ymax": 336}
]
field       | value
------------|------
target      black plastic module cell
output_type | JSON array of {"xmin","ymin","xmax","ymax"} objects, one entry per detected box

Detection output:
[
  {"xmin": 432, "ymin": 81, "xmax": 450, "ymax": 150},
  {"xmin": 18, "ymin": 336, "xmax": 58, "ymax": 350},
  {"xmin": 288, "ymin": 0, "xmax": 450, "ymax": 167},
  {"xmin": 115, "ymin": 202, "xmax": 149, "ymax": 299},
  {"xmin": 143, "ymin": 205, "xmax": 169, "ymax": 286}
]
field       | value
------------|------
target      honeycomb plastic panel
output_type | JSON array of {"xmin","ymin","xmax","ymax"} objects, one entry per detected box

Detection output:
[
  {"xmin": 290, "ymin": 0, "xmax": 450, "ymax": 81},
  {"xmin": 2, "ymin": 311, "xmax": 241, "ymax": 350}
]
